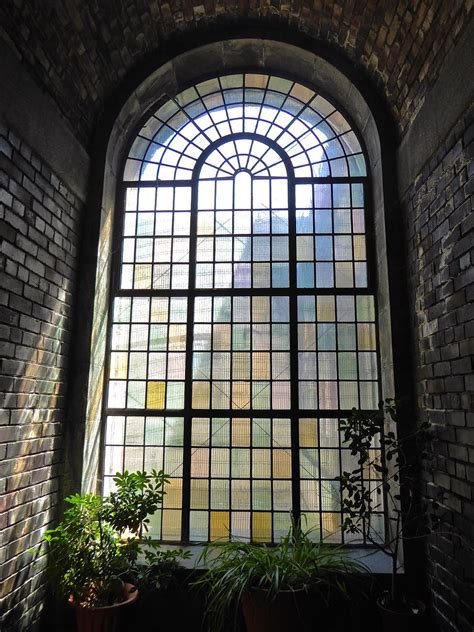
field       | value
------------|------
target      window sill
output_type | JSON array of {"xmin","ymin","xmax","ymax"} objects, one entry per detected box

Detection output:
[{"xmin": 155, "ymin": 544, "xmax": 399, "ymax": 574}]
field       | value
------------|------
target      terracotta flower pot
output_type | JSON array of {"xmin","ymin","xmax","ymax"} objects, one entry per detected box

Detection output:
[
  {"xmin": 71, "ymin": 583, "xmax": 138, "ymax": 632},
  {"xmin": 241, "ymin": 588, "xmax": 320, "ymax": 632},
  {"xmin": 377, "ymin": 595, "xmax": 426, "ymax": 632}
]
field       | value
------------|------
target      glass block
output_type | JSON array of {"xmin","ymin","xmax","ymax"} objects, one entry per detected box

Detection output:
[
  {"xmin": 162, "ymin": 509, "xmax": 181, "ymax": 541},
  {"xmin": 300, "ymin": 480, "xmax": 319, "ymax": 510},
  {"xmin": 354, "ymin": 262, "xmax": 368, "ymax": 287},
  {"xmin": 297, "ymin": 263, "xmax": 314, "ymax": 288},
  {"xmin": 338, "ymin": 352, "xmax": 357, "ymax": 380},
  {"xmin": 128, "ymin": 353, "xmax": 147, "ymax": 380},
  {"xmin": 145, "ymin": 417, "xmax": 164, "ymax": 445},
  {"xmin": 318, "ymin": 381, "xmax": 338, "ymax": 409},
  {"xmin": 357, "ymin": 323, "xmax": 376, "ymax": 350},
  {"xmin": 212, "ymin": 418, "xmax": 230, "ymax": 446},
  {"xmin": 272, "ymin": 296, "xmax": 289, "ymax": 322},
  {"xmin": 252, "ymin": 418, "xmax": 271, "ymax": 447},
  {"xmin": 314, "ymin": 209, "xmax": 332, "ymax": 233},
  {"xmin": 106, "ymin": 416, "xmax": 125, "ymax": 445},
  {"xmin": 273, "ymin": 450, "xmax": 291, "ymax": 478},
  {"xmin": 296, "ymin": 209, "xmax": 313, "ymax": 233},
  {"xmin": 210, "ymin": 479, "xmax": 229, "ymax": 509},
  {"xmin": 321, "ymin": 481, "xmax": 341, "ymax": 511},
  {"xmin": 148, "ymin": 353, "xmax": 166, "ymax": 380},
  {"xmin": 270, "ymin": 389, "xmax": 288, "ymax": 420},
  {"xmin": 298, "ymin": 324, "xmax": 316, "ymax": 351},
  {"xmin": 297, "ymin": 236, "xmax": 314, "ymax": 261},
  {"xmin": 109, "ymin": 352, "xmax": 128, "ymax": 379},
  {"xmin": 104, "ymin": 445, "xmax": 124, "ymax": 476},
  {"xmin": 125, "ymin": 416, "xmax": 144, "ymax": 444},
  {"xmin": 272, "ymin": 324, "xmax": 290, "ymax": 350},
  {"xmin": 231, "ymin": 480, "xmax": 251, "ymax": 510},
  {"xmin": 233, "ymin": 381, "xmax": 251, "ymax": 409},
  {"xmin": 108, "ymin": 381, "xmax": 126, "ymax": 408},
  {"xmin": 144, "ymin": 446, "xmax": 163, "ymax": 472},
  {"xmin": 298, "ymin": 352, "xmax": 317, "ymax": 379},
  {"xmin": 192, "ymin": 382, "xmax": 210, "ymax": 409},
  {"xmin": 166, "ymin": 382, "xmax": 185, "ymax": 409},
  {"xmin": 190, "ymin": 511, "xmax": 208, "ymax": 542},
  {"xmin": 299, "ymin": 382, "xmax": 317, "ymax": 409},
  {"xmin": 299, "ymin": 418, "xmax": 318, "ymax": 448},
  {"xmin": 339, "ymin": 382, "xmax": 359, "ymax": 409},
  {"xmin": 124, "ymin": 446, "xmax": 143, "ymax": 471},
  {"xmin": 356, "ymin": 295, "xmax": 375, "ymax": 322},
  {"xmin": 148, "ymin": 326, "xmax": 166, "ymax": 354},
  {"xmin": 358, "ymin": 352, "xmax": 378, "ymax": 380},
  {"xmin": 297, "ymin": 296, "xmax": 315, "ymax": 322}
]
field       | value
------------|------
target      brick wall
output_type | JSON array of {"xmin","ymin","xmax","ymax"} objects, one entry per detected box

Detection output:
[
  {"xmin": 0, "ymin": 123, "xmax": 83, "ymax": 630},
  {"xmin": 0, "ymin": 2, "xmax": 472, "ymax": 145},
  {"xmin": 404, "ymin": 105, "xmax": 474, "ymax": 631}
]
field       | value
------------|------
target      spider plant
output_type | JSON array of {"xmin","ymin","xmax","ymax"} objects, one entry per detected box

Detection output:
[{"xmin": 194, "ymin": 520, "xmax": 369, "ymax": 632}]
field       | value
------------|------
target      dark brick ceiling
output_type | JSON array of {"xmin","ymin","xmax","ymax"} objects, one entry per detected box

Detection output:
[{"xmin": 0, "ymin": 1, "xmax": 471, "ymax": 147}]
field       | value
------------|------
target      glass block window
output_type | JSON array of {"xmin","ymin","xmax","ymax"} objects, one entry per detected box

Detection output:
[{"xmin": 103, "ymin": 73, "xmax": 381, "ymax": 544}]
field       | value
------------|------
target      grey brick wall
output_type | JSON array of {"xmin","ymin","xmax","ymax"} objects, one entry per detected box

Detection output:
[
  {"xmin": 0, "ymin": 124, "xmax": 83, "ymax": 631},
  {"xmin": 404, "ymin": 105, "xmax": 474, "ymax": 632},
  {"xmin": 0, "ymin": 2, "xmax": 472, "ymax": 145}
]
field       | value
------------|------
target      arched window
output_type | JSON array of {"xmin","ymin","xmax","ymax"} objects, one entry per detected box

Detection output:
[{"xmin": 103, "ymin": 73, "xmax": 382, "ymax": 544}]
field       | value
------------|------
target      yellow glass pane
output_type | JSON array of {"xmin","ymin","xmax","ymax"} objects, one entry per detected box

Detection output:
[
  {"xmin": 192, "ymin": 382, "xmax": 210, "ymax": 408},
  {"xmin": 252, "ymin": 512, "xmax": 272, "ymax": 542},
  {"xmin": 109, "ymin": 352, "xmax": 128, "ymax": 379},
  {"xmin": 210, "ymin": 511, "xmax": 229, "ymax": 540},
  {"xmin": 299, "ymin": 418, "xmax": 318, "ymax": 447},
  {"xmin": 190, "ymin": 479, "xmax": 209, "ymax": 509},
  {"xmin": 252, "ymin": 352, "xmax": 270, "ymax": 379},
  {"xmin": 163, "ymin": 478, "xmax": 183, "ymax": 509},
  {"xmin": 317, "ymin": 296, "xmax": 335, "ymax": 322},
  {"xmin": 147, "ymin": 381, "xmax": 165, "ymax": 409},
  {"xmin": 353, "ymin": 235, "xmax": 366, "ymax": 261},
  {"xmin": 273, "ymin": 450, "xmax": 292, "ymax": 478},
  {"xmin": 161, "ymin": 509, "xmax": 181, "ymax": 541},
  {"xmin": 232, "ymin": 382, "xmax": 250, "ymax": 409},
  {"xmin": 232, "ymin": 418, "xmax": 250, "ymax": 446},
  {"xmin": 357, "ymin": 323, "xmax": 376, "ymax": 350}
]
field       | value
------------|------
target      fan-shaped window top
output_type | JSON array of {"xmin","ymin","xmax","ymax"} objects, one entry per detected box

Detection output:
[{"xmin": 124, "ymin": 74, "xmax": 366, "ymax": 182}]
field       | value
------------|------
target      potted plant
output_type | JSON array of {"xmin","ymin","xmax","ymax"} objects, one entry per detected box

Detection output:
[
  {"xmin": 336, "ymin": 399, "xmax": 432, "ymax": 631},
  {"xmin": 194, "ymin": 520, "xmax": 369, "ymax": 632},
  {"xmin": 32, "ymin": 470, "xmax": 189, "ymax": 632}
]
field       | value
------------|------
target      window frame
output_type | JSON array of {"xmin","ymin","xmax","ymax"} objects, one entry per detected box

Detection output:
[{"xmin": 99, "ymin": 71, "xmax": 385, "ymax": 546}]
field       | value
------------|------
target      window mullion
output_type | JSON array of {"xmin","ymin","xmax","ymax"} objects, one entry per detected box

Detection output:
[
  {"xmin": 181, "ymin": 180, "xmax": 199, "ymax": 542},
  {"xmin": 287, "ymin": 173, "xmax": 301, "ymax": 523}
]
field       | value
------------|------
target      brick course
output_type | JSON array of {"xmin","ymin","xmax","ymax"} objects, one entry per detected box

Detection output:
[
  {"xmin": 404, "ymin": 104, "xmax": 474, "ymax": 631},
  {"xmin": 0, "ymin": 1, "xmax": 472, "ymax": 145},
  {"xmin": 0, "ymin": 125, "xmax": 83, "ymax": 631}
]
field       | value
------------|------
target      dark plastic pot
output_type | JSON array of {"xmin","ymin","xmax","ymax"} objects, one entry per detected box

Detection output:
[
  {"xmin": 377, "ymin": 595, "xmax": 427, "ymax": 632},
  {"xmin": 71, "ymin": 583, "xmax": 138, "ymax": 632},
  {"xmin": 241, "ymin": 588, "xmax": 322, "ymax": 632}
]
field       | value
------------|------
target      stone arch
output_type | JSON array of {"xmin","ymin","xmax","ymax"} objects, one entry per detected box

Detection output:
[{"xmin": 79, "ymin": 39, "xmax": 395, "ymax": 494}]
